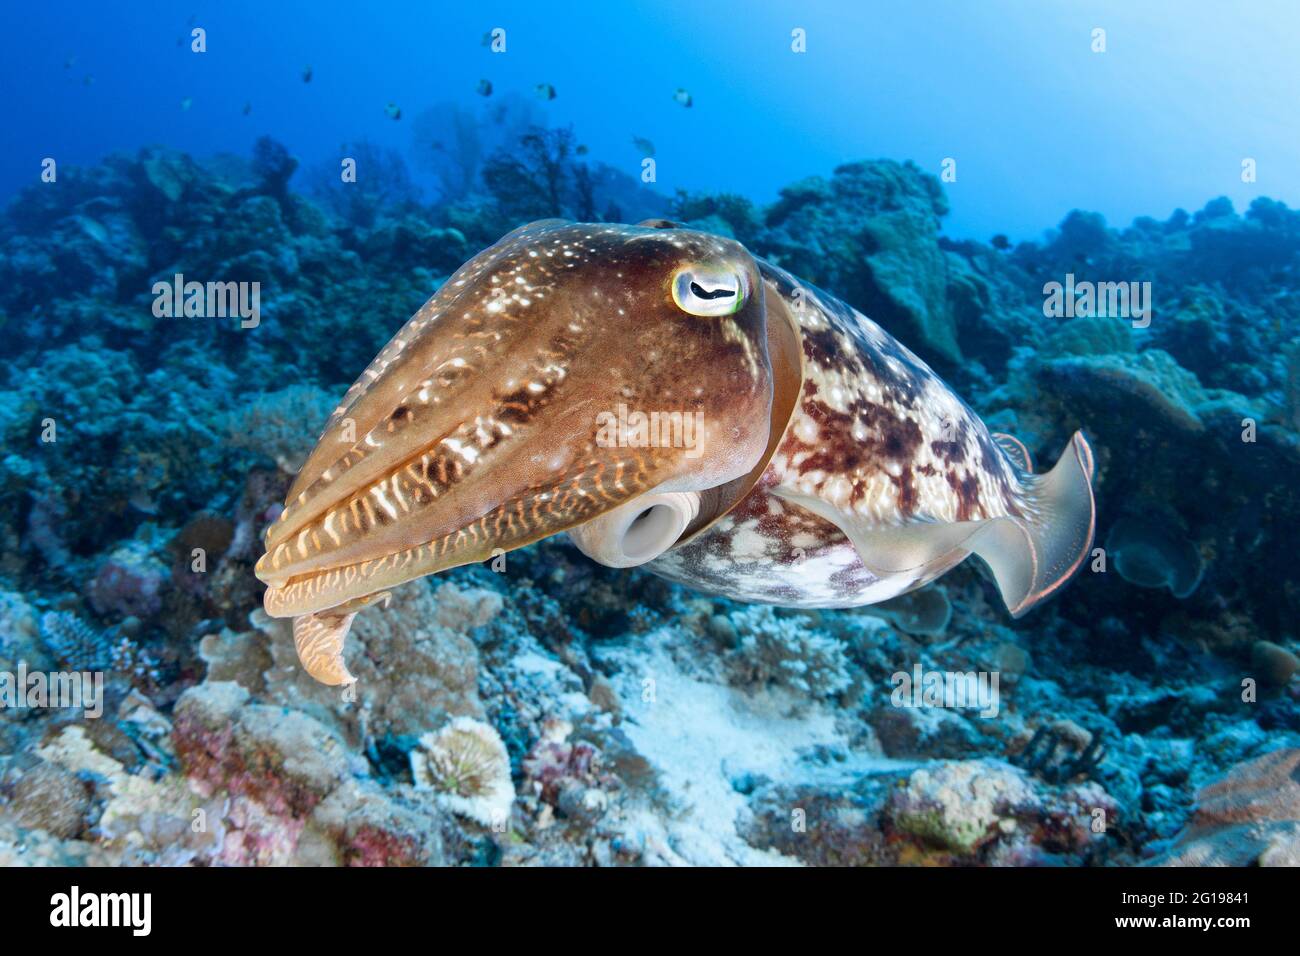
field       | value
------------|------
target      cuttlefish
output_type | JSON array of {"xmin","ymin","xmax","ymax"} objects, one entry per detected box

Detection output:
[{"xmin": 255, "ymin": 219, "xmax": 1096, "ymax": 685}]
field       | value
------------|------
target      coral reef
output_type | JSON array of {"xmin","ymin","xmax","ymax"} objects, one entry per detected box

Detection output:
[
  {"xmin": 1152, "ymin": 748, "xmax": 1300, "ymax": 865},
  {"xmin": 218, "ymin": 385, "xmax": 335, "ymax": 475},
  {"xmin": 411, "ymin": 717, "xmax": 514, "ymax": 827},
  {"xmin": 172, "ymin": 681, "xmax": 445, "ymax": 866},
  {"xmin": 1, "ymin": 134, "xmax": 1298, "ymax": 867},
  {"xmin": 723, "ymin": 606, "xmax": 852, "ymax": 701}
]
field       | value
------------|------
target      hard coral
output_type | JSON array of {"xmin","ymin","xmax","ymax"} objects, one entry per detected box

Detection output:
[
  {"xmin": 173, "ymin": 681, "xmax": 445, "ymax": 865},
  {"xmin": 724, "ymin": 605, "xmax": 851, "ymax": 700},
  {"xmin": 220, "ymin": 384, "xmax": 335, "ymax": 475},
  {"xmin": 1153, "ymin": 748, "xmax": 1300, "ymax": 866},
  {"xmin": 87, "ymin": 539, "xmax": 169, "ymax": 619},
  {"xmin": 411, "ymin": 716, "xmax": 514, "ymax": 828}
]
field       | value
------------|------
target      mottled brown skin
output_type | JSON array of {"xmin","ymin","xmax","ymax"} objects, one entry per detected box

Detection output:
[
  {"xmin": 768, "ymin": 261, "xmax": 1023, "ymax": 527},
  {"xmin": 258, "ymin": 220, "xmax": 1095, "ymax": 671},
  {"xmin": 649, "ymin": 259, "xmax": 1053, "ymax": 609},
  {"xmin": 256, "ymin": 221, "xmax": 775, "ymax": 618}
]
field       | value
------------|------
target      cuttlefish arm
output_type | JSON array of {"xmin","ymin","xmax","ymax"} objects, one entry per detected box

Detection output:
[
  {"xmin": 255, "ymin": 220, "xmax": 781, "ymax": 683},
  {"xmin": 292, "ymin": 590, "xmax": 391, "ymax": 685}
]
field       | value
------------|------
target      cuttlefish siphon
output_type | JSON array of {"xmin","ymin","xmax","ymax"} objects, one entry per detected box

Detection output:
[{"xmin": 255, "ymin": 219, "xmax": 1096, "ymax": 685}]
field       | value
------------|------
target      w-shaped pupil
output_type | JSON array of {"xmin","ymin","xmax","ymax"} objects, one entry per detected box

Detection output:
[{"xmin": 690, "ymin": 281, "xmax": 735, "ymax": 300}]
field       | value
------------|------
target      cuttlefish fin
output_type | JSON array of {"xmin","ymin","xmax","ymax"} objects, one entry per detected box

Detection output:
[
  {"xmin": 958, "ymin": 431, "xmax": 1095, "ymax": 615},
  {"xmin": 774, "ymin": 431, "xmax": 1096, "ymax": 618},
  {"xmin": 991, "ymin": 432, "xmax": 1034, "ymax": 474},
  {"xmin": 292, "ymin": 590, "xmax": 392, "ymax": 685}
]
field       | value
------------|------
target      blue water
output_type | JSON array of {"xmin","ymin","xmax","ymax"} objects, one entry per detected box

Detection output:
[
  {"xmin": 1, "ymin": 0, "xmax": 1298, "ymax": 873},
  {"xmin": 5, "ymin": 0, "xmax": 1298, "ymax": 238}
]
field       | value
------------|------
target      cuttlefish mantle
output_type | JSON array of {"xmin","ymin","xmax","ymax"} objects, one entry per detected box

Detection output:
[{"xmin": 255, "ymin": 219, "xmax": 1096, "ymax": 685}]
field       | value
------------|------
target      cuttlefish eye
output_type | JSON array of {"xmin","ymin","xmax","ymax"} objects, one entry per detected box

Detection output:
[{"xmin": 671, "ymin": 266, "xmax": 749, "ymax": 316}]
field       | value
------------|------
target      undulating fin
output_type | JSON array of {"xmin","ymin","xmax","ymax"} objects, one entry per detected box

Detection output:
[
  {"xmin": 291, "ymin": 590, "xmax": 391, "ymax": 685},
  {"xmin": 773, "ymin": 431, "xmax": 1096, "ymax": 618},
  {"xmin": 969, "ymin": 430, "xmax": 1096, "ymax": 616},
  {"xmin": 992, "ymin": 432, "xmax": 1034, "ymax": 474}
]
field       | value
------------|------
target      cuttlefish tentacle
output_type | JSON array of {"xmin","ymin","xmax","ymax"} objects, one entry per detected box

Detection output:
[
  {"xmin": 256, "ymin": 220, "xmax": 1097, "ymax": 685},
  {"xmin": 291, "ymin": 590, "xmax": 392, "ymax": 685}
]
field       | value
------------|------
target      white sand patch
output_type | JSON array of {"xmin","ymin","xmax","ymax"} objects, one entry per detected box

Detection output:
[{"xmin": 602, "ymin": 628, "xmax": 899, "ymax": 865}]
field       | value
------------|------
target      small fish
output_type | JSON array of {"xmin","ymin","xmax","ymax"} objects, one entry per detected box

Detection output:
[
  {"xmin": 302, "ymin": 65, "xmax": 313, "ymax": 83},
  {"xmin": 535, "ymin": 83, "xmax": 556, "ymax": 101},
  {"xmin": 476, "ymin": 78, "xmax": 493, "ymax": 97},
  {"xmin": 385, "ymin": 102, "xmax": 402, "ymax": 120},
  {"xmin": 64, "ymin": 56, "xmax": 76, "ymax": 69},
  {"xmin": 242, "ymin": 101, "xmax": 252, "ymax": 116},
  {"xmin": 631, "ymin": 136, "xmax": 655, "ymax": 157},
  {"xmin": 575, "ymin": 144, "xmax": 589, "ymax": 156},
  {"xmin": 129, "ymin": 491, "xmax": 159, "ymax": 515},
  {"xmin": 673, "ymin": 88, "xmax": 693, "ymax": 108},
  {"xmin": 180, "ymin": 97, "xmax": 192, "ymax": 111}
]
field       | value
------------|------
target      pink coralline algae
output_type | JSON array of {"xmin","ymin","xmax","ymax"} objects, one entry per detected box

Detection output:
[
  {"xmin": 172, "ymin": 681, "xmax": 445, "ymax": 866},
  {"xmin": 1153, "ymin": 748, "xmax": 1300, "ymax": 866},
  {"xmin": 87, "ymin": 541, "xmax": 168, "ymax": 620},
  {"xmin": 522, "ymin": 720, "xmax": 621, "ymax": 827}
]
